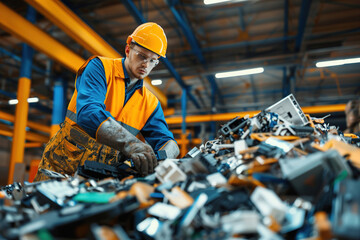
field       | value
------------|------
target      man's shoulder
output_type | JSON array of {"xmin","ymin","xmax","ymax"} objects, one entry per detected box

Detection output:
[
  {"xmin": 142, "ymin": 86, "xmax": 159, "ymax": 104},
  {"xmin": 95, "ymin": 57, "xmax": 125, "ymax": 79},
  {"xmin": 97, "ymin": 56, "xmax": 123, "ymax": 63}
]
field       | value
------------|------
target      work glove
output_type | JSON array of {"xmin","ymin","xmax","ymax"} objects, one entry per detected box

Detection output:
[
  {"xmin": 123, "ymin": 141, "xmax": 157, "ymax": 175},
  {"xmin": 97, "ymin": 118, "xmax": 157, "ymax": 175}
]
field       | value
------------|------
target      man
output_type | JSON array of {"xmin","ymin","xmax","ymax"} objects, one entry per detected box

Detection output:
[
  {"xmin": 344, "ymin": 99, "xmax": 360, "ymax": 134},
  {"xmin": 34, "ymin": 22, "xmax": 179, "ymax": 181}
]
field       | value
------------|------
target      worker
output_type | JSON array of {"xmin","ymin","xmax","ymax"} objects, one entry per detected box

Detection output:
[
  {"xmin": 344, "ymin": 99, "xmax": 360, "ymax": 134},
  {"xmin": 34, "ymin": 23, "xmax": 179, "ymax": 181}
]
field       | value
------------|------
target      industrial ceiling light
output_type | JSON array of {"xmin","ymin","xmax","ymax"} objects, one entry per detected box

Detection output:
[
  {"xmin": 204, "ymin": 0, "xmax": 231, "ymax": 4},
  {"xmin": 8, "ymin": 99, "xmax": 18, "ymax": 105},
  {"xmin": 27, "ymin": 97, "xmax": 39, "ymax": 103},
  {"xmin": 215, "ymin": 67, "xmax": 264, "ymax": 78},
  {"xmin": 204, "ymin": 0, "xmax": 248, "ymax": 5},
  {"xmin": 151, "ymin": 79, "xmax": 162, "ymax": 86},
  {"xmin": 316, "ymin": 57, "xmax": 360, "ymax": 68},
  {"xmin": 8, "ymin": 97, "xmax": 39, "ymax": 105}
]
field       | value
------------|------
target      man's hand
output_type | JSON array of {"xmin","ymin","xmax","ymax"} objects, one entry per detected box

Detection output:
[
  {"xmin": 97, "ymin": 118, "xmax": 157, "ymax": 175},
  {"xmin": 123, "ymin": 142, "xmax": 157, "ymax": 175}
]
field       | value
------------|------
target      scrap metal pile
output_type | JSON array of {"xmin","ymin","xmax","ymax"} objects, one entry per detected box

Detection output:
[{"xmin": 1, "ymin": 94, "xmax": 360, "ymax": 240}]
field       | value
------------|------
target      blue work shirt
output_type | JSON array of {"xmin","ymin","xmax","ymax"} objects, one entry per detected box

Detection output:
[{"xmin": 76, "ymin": 57, "xmax": 175, "ymax": 152}]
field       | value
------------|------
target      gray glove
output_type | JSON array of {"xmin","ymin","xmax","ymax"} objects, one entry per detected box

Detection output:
[
  {"xmin": 161, "ymin": 140, "xmax": 180, "ymax": 159},
  {"xmin": 97, "ymin": 118, "xmax": 157, "ymax": 175}
]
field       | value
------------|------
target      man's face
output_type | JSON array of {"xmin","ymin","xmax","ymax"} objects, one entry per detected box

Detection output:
[
  {"xmin": 346, "ymin": 110, "xmax": 357, "ymax": 128},
  {"xmin": 125, "ymin": 44, "xmax": 159, "ymax": 79}
]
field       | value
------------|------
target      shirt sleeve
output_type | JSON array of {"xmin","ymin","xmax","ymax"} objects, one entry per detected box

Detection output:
[
  {"xmin": 141, "ymin": 102, "xmax": 177, "ymax": 152},
  {"xmin": 76, "ymin": 57, "xmax": 113, "ymax": 137}
]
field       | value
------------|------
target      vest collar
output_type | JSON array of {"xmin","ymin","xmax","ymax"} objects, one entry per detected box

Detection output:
[{"xmin": 119, "ymin": 57, "xmax": 144, "ymax": 96}]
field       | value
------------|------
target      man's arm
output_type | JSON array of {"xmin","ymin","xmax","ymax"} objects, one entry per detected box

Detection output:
[
  {"xmin": 96, "ymin": 117, "xmax": 157, "ymax": 175},
  {"xmin": 76, "ymin": 58, "xmax": 156, "ymax": 175},
  {"xmin": 141, "ymin": 102, "xmax": 180, "ymax": 159},
  {"xmin": 76, "ymin": 58, "xmax": 111, "ymax": 137}
]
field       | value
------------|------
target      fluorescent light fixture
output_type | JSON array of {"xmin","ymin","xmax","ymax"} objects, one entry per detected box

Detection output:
[
  {"xmin": 204, "ymin": 0, "xmax": 231, "ymax": 5},
  {"xmin": 8, "ymin": 99, "xmax": 18, "ymax": 105},
  {"xmin": 215, "ymin": 67, "xmax": 264, "ymax": 78},
  {"xmin": 8, "ymin": 97, "xmax": 39, "ymax": 105},
  {"xmin": 204, "ymin": 0, "xmax": 249, "ymax": 5},
  {"xmin": 27, "ymin": 97, "xmax": 39, "ymax": 103},
  {"xmin": 316, "ymin": 57, "xmax": 360, "ymax": 68},
  {"xmin": 151, "ymin": 79, "xmax": 162, "ymax": 86}
]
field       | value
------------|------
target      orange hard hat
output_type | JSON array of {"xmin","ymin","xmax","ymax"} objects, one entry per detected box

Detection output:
[{"xmin": 126, "ymin": 22, "xmax": 167, "ymax": 58}]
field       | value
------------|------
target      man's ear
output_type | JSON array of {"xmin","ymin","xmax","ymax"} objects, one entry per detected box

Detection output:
[{"xmin": 125, "ymin": 45, "xmax": 130, "ymax": 57}]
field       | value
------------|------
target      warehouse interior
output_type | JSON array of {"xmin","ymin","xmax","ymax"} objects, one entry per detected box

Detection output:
[
  {"xmin": 0, "ymin": 0, "xmax": 359, "ymax": 238},
  {"xmin": 1, "ymin": 0, "xmax": 359, "ymax": 183}
]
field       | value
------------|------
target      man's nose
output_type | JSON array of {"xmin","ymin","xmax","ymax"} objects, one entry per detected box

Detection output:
[{"xmin": 141, "ymin": 60, "xmax": 150, "ymax": 68}]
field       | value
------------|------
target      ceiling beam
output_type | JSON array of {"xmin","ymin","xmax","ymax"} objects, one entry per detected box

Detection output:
[
  {"xmin": 0, "ymin": 2, "xmax": 84, "ymax": 72},
  {"xmin": 0, "ymin": 46, "xmax": 45, "ymax": 74},
  {"xmin": 165, "ymin": 104, "xmax": 346, "ymax": 124},
  {"xmin": 0, "ymin": 111, "xmax": 50, "ymax": 134},
  {"xmin": 25, "ymin": 0, "xmax": 168, "ymax": 108},
  {"xmin": 185, "ymin": 35, "xmax": 297, "ymax": 54},
  {"xmin": 167, "ymin": 1, "xmax": 224, "ymax": 106},
  {"xmin": 122, "ymin": 0, "xmax": 201, "ymax": 109},
  {"xmin": 24, "ymin": 0, "xmax": 119, "ymax": 58},
  {"xmin": 0, "ymin": 124, "xmax": 49, "ymax": 143}
]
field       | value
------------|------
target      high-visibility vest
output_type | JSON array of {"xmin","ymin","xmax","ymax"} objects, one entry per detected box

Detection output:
[{"xmin": 65, "ymin": 56, "xmax": 159, "ymax": 138}]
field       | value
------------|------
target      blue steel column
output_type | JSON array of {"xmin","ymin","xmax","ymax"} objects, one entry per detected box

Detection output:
[
  {"xmin": 122, "ymin": 0, "xmax": 200, "ymax": 109},
  {"xmin": 50, "ymin": 77, "xmax": 66, "ymax": 137},
  {"xmin": 283, "ymin": 0, "xmax": 290, "ymax": 96},
  {"xmin": 290, "ymin": 66, "xmax": 296, "ymax": 94},
  {"xmin": 284, "ymin": 0, "xmax": 289, "ymax": 52},
  {"xmin": 282, "ymin": 67, "xmax": 291, "ymax": 97},
  {"xmin": 182, "ymin": 88, "xmax": 187, "ymax": 134},
  {"xmin": 167, "ymin": 1, "xmax": 224, "ymax": 105},
  {"xmin": 295, "ymin": 0, "xmax": 312, "ymax": 52},
  {"xmin": 181, "ymin": 88, "xmax": 187, "ymax": 156},
  {"xmin": 209, "ymin": 77, "xmax": 216, "ymax": 140},
  {"xmin": 209, "ymin": 122, "xmax": 216, "ymax": 140},
  {"xmin": 8, "ymin": 6, "xmax": 36, "ymax": 184},
  {"xmin": 290, "ymin": 0, "xmax": 312, "ymax": 97},
  {"xmin": 250, "ymin": 75, "xmax": 259, "ymax": 103},
  {"xmin": 239, "ymin": 7, "xmax": 246, "ymax": 32},
  {"xmin": 161, "ymin": 60, "xmax": 200, "ymax": 108}
]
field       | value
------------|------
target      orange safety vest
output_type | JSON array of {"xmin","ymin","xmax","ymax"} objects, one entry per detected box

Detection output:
[{"xmin": 65, "ymin": 56, "xmax": 159, "ymax": 139}]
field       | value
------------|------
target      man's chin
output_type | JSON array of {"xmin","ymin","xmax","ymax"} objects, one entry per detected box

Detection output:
[{"xmin": 139, "ymin": 73, "xmax": 148, "ymax": 79}]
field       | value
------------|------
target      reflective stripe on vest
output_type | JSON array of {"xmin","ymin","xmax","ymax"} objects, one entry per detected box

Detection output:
[
  {"xmin": 119, "ymin": 122, "xmax": 140, "ymax": 136},
  {"xmin": 66, "ymin": 109, "xmax": 77, "ymax": 123},
  {"xmin": 66, "ymin": 109, "xmax": 140, "ymax": 137}
]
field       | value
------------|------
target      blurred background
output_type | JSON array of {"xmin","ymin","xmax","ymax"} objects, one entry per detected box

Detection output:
[{"xmin": 0, "ymin": 0, "xmax": 359, "ymax": 185}]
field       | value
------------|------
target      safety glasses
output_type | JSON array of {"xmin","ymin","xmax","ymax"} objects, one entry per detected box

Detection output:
[{"xmin": 131, "ymin": 47, "xmax": 159, "ymax": 67}]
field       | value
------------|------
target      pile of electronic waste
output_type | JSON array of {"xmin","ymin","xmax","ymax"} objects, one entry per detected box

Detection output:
[{"xmin": 1, "ymin": 94, "xmax": 359, "ymax": 240}]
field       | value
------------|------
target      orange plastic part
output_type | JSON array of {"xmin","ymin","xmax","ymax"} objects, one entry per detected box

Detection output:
[{"xmin": 28, "ymin": 159, "xmax": 41, "ymax": 183}]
